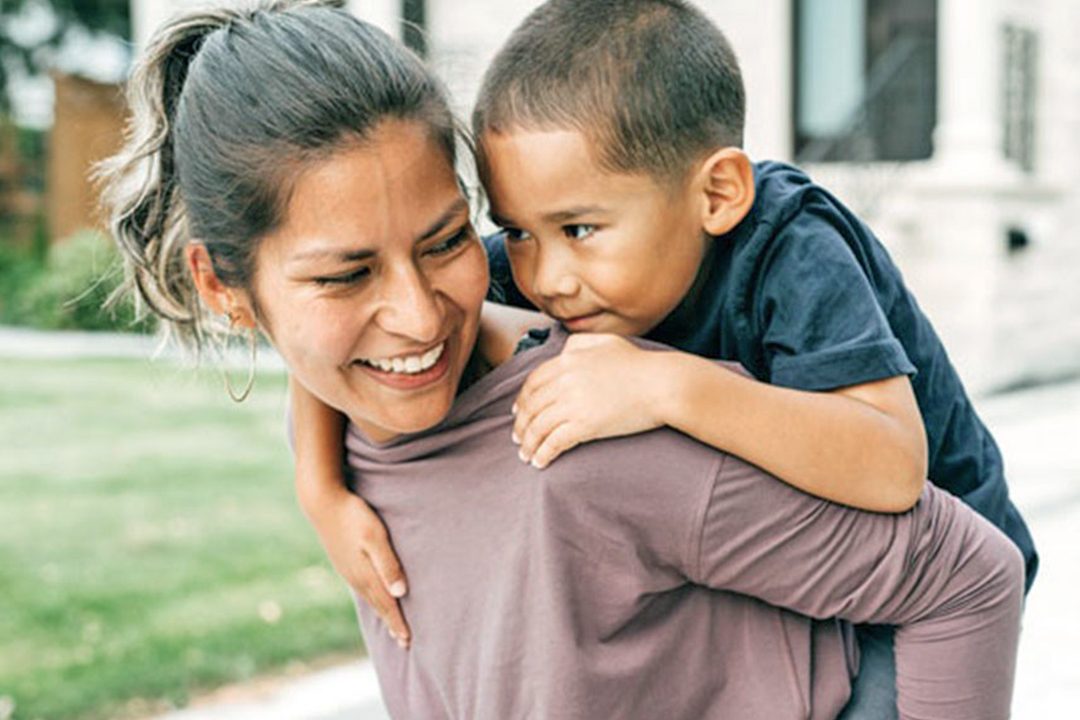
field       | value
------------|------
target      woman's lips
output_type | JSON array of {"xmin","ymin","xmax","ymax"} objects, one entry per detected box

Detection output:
[{"xmin": 354, "ymin": 340, "xmax": 453, "ymax": 390}]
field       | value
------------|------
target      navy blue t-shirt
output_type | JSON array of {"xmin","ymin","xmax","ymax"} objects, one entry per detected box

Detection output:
[{"xmin": 485, "ymin": 160, "xmax": 1037, "ymax": 591}]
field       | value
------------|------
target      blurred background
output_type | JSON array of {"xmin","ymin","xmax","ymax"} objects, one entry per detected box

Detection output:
[{"xmin": 0, "ymin": 1, "xmax": 1077, "ymax": 719}]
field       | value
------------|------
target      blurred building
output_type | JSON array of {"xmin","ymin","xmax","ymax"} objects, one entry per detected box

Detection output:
[
  {"xmin": 47, "ymin": 73, "xmax": 125, "ymax": 243},
  {"xmin": 1, "ymin": 1, "xmax": 129, "ymax": 246},
  {"xmin": 131, "ymin": 0, "xmax": 1080, "ymax": 393}
]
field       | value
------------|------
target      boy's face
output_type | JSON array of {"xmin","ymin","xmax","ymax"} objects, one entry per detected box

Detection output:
[{"xmin": 482, "ymin": 129, "xmax": 709, "ymax": 336}]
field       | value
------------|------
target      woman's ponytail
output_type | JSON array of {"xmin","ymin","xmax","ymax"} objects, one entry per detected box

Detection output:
[{"xmin": 98, "ymin": 9, "xmax": 241, "ymax": 348}]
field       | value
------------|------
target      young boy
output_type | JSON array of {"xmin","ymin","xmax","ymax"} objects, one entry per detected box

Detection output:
[{"xmin": 291, "ymin": 0, "xmax": 1036, "ymax": 692}]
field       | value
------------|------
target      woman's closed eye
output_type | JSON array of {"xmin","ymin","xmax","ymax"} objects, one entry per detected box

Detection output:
[
  {"xmin": 424, "ymin": 225, "xmax": 473, "ymax": 257},
  {"xmin": 313, "ymin": 266, "xmax": 371, "ymax": 286}
]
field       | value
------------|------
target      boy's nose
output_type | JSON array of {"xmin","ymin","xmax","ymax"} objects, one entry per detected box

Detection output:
[{"xmin": 532, "ymin": 247, "xmax": 580, "ymax": 300}]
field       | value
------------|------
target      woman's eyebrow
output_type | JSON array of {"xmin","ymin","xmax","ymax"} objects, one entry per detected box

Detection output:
[
  {"xmin": 417, "ymin": 198, "xmax": 470, "ymax": 242},
  {"xmin": 290, "ymin": 246, "xmax": 376, "ymax": 264},
  {"xmin": 289, "ymin": 198, "xmax": 470, "ymax": 265}
]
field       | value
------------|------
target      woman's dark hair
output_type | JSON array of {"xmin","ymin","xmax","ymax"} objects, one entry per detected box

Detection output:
[
  {"xmin": 472, "ymin": 0, "xmax": 745, "ymax": 183},
  {"xmin": 99, "ymin": 0, "xmax": 457, "ymax": 347}
]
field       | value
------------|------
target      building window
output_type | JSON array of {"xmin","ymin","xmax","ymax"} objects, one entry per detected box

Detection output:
[
  {"xmin": 794, "ymin": 0, "xmax": 937, "ymax": 163},
  {"xmin": 402, "ymin": 0, "xmax": 427, "ymax": 58},
  {"xmin": 1002, "ymin": 24, "xmax": 1037, "ymax": 173}
]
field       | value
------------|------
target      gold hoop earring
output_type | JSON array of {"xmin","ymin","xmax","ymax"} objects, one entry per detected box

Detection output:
[{"xmin": 223, "ymin": 313, "xmax": 257, "ymax": 403}]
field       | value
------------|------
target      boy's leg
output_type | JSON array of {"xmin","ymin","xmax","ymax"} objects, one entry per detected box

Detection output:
[{"xmin": 836, "ymin": 625, "xmax": 898, "ymax": 720}]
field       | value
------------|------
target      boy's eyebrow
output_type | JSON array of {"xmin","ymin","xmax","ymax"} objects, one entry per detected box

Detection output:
[
  {"xmin": 290, "ymin": 198, "xmax": 469, "ymax": 263},
  {"xmin": 489, "ymin": 205, "xmax": 606, "ymax": 228},
  {"xmin": 488, "ymin": 211, "xmax": 513, "ymax": 228},
  {"xmin": 542, "ymin": 205, "xmax": 606, "ymax": 223}
]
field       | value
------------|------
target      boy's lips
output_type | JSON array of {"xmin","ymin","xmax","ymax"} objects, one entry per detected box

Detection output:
[{"xmin": 557, "ymin": 311, "xmax": 605, "ymax": 331}]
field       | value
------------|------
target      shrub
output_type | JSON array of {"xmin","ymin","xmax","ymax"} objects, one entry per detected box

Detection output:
[{"xmin": 1, "ymin": 230, "xmax": 154, "ymax": 333}]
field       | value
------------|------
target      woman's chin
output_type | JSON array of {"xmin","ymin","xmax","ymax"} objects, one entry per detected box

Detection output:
[{"xmin": 348, "ymin": 393, "xmax": 456, "ymax": 443}]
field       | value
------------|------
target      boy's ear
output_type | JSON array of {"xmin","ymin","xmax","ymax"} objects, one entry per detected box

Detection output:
[
  {"xmin": 184, "ymin": 242, "xmax": 257, "ymax": 329},
  {"xmin": 694, "ymin": 148, "xmax": 755, "ymax": 236}
]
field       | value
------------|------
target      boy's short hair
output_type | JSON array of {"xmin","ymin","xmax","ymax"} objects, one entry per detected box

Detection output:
[{"xmin": 472, "ymin": 0, "xmax": 745, "ymax": 182}]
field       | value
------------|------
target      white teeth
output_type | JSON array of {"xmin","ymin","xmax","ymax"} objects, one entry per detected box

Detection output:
[
  {"xmin": 420, "ymin": 345, "xmax": 443, "ymax": 369},
  {"xmin": 360, "ymin": 342, "xmax": 445, "ymax": 375}
]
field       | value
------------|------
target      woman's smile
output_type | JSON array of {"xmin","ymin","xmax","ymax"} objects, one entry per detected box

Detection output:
[{"xmin": 352, "ymin": 339, "xmax": 452, "ymax": 391}]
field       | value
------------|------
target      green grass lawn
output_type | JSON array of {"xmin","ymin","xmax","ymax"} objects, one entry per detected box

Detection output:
[{"xmin": 0, "ymin": 357, "xmax": 362, "ymax": 720}]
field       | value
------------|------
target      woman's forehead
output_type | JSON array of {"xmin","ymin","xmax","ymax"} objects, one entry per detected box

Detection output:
[{"xmin": 273, "ymin": 122, "xmax": 464, "ymax": 260}]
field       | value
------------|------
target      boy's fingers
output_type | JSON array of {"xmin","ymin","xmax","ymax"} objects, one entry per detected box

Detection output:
[
  {"xmin": 519, "ymin": 408, "xmax": 568, "ymax": 464},
  {"xmin": 513, "ymin": 383, "xmax": 561, "ymax": 445},
  {"xmin": 516, "ymin": 359, "xmax": 561, "ymax": 408},
  {"xmin": 530, "ymin": 422, "xmax": 580, "ymax": 469}
]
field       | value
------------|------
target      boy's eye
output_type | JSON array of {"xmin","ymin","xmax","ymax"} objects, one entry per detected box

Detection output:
[
  {"xmin": 313, "ymin": 266, "xmax": 371, "ymax": 287},
  {"xmin": 424, "ymin": 226, "xmax": 472, "ymax": 257},
  {"xmin": 563, "ymin": 224, "xmax": 595, "ymax": 241},
  {"xmin": 502, "ymin": 226, "xmax": 532, "ymax": 243}
]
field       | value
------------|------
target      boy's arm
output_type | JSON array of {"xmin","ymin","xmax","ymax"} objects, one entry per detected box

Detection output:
[
  {"xmin": 289, "ymin": 377, "xmax": 411, "ymax": 647},
  {"xmin": 692, "ymin": 453, "xmax": 1024, "ymax": 720},
  {"xmin": 512, "ymin": 336, "xmax": 926, "ymax": 512},
  {"xmin": 659, "ymin": 350, "xmax": 927, "ymax": 511},
  {"xmin": 478, "ymin": 300, "xmax": 553, "ymax": 365}
]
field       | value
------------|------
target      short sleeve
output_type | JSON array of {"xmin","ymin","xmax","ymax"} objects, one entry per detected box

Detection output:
[{"xmin": 754, "ymin": 204, "xmax": 915, "ymax": 390}]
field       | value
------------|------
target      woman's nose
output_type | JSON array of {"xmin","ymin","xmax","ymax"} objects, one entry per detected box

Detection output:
[{"xmin": 376, "ymin": 264, "xmax": 443, "ymax": 342}]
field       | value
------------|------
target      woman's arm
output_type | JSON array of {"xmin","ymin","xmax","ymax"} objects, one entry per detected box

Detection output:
[{"xmin": 290, "ymin": 377, "xmax": 411, "ymax": 647}]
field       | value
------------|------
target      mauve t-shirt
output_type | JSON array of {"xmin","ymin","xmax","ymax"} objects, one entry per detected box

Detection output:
[{"xmin": 344, "ymin": 328, "xmax": 1022, "ymax": 720}]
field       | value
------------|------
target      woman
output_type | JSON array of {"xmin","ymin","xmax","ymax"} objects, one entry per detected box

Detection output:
[{"xmin": 100, "ymin": 2, "xmax": 1023, "ymax": 719}]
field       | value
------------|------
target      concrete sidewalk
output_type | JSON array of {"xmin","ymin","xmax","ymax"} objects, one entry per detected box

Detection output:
[
  {"xmin": 142, "ymin": 662, "xmax": 390, "ymax": 720},
  {"xmin": 5, "ymin": 327, "xmax": 1076, "ymax": 718},
  {"xmin": 0, "ymin": 325, "xmax": 285, "ymax": 371}
]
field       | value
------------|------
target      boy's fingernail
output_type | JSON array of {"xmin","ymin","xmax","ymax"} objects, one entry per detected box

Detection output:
[
  {"xmin": 511, "ymin": 404, "xmax": 518, "ymax": 415},
  {"xmin": 511, "ymin": 431, "xmax": 520, "ymax": 444},
  {"xmin": 390, "ymin": 581, "xmax": 407, "ymax": 598},
  {"xmin": 519, "ymin": 449, "xmax": 529, "ymax": 463},
  {"xmin": 531, "ymin": 458, "xmax": 544, "ymax": 470},
  {"xmin": 398, "ymin": 638, "xmax": 409, "ymax": 649}
]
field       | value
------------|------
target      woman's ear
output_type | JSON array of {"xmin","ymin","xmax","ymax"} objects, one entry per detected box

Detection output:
[
  {"xmin": 184, "ymin": 243, "xmax": 257, "ymax": 328},
  {"xmin": 695, "ymin": 148, "xmax": 755, "ymax": 236}
]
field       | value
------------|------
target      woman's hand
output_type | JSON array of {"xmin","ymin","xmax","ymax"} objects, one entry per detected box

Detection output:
[
  {"xmin": 511, "ymin": 334, "xmax": 664, "ymax": 469},
  {"xmin": 306, "ymin": 490, "xmax": 411, "ymax": 648}
]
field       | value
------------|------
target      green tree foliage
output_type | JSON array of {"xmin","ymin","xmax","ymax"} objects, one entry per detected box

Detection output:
[{"xmin": 1, "ymin": 0, "xmax": 131, "ymax": 112}]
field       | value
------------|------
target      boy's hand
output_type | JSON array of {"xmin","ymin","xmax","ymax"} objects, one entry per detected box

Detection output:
[
  {"xmin": 512, "ymin": 334, "xmax": 662, "ymax": 469},
  {"xmin": 310, "ymin": 493, "xmax": 411, "ymax": 648}
]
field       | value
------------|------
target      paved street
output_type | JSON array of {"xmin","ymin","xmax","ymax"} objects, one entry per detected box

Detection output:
[{"xmin": 2, "ymin": 327, "xmax": 1076, "ymax": 719}]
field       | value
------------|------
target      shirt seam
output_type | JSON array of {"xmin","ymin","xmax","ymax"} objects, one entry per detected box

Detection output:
[{"xmin": 690, "ymin": 452, "xmax": 728, "ymax": 581}]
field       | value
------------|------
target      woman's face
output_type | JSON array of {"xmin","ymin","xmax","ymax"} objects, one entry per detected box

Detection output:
[{"xmin": 252, "ymin": 120, "xmax": 488, "ymax": 441}]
